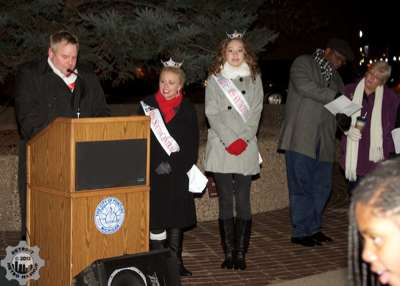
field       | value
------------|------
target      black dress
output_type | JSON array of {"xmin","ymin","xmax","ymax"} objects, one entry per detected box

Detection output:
[{"xmin": 139, "ymin": 94, "xmax": 199, "ymax": 229}]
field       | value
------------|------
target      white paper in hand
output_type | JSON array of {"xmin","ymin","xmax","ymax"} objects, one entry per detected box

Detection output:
[
  {"xmin": 187, "ymin": 165, "xmax": 208, "ymax": 193},
  {"xmin": 324, "ymin": 95, "xmax": 362, "ymax": 116},
  {"xmin": 392, "ymin": 128, "xmax": 400, "ymax": 154}
]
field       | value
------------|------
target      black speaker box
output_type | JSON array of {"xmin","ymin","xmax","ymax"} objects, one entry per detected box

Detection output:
[
  {"xmin": 73, "ymin": 249, "xmax": 181, "ymax": 286},
  {"xmin": 75, "ymin": 139, "xmax": 147, "ymax": 191}
]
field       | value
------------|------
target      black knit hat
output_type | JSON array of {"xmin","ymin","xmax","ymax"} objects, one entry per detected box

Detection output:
[{"xmin": 327, "ymin": 38, "xmax": 354, "ymax": 62}]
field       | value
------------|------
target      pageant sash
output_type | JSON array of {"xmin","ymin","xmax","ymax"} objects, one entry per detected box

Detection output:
[
  {"xmin": 212, "ymin": 75, "xmax": 250, "ymax": 122},
  {"xmin": 140, "ymin": 101, "xmax": 180, "ymax": 156}
]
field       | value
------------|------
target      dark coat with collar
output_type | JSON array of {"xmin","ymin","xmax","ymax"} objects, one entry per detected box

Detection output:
[
  {"xmin": 14, "ymin": 58, "xmax": 110, "ymax": 140},
  {"xmin": 278, "ymin": 54, "xmax": 344, "ymax": 162},
  {"xmin": 138, "ymin": 94, "xmax": 199, "ymax": 229}
]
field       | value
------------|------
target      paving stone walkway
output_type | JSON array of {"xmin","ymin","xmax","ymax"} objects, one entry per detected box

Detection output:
[{"xmin": 0, "ymin": 128, "xmax": 350, "ymax": 285}]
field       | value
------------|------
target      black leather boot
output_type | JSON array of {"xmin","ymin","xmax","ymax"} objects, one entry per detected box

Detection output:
[
  {"xmin": 150, "ymin": 239, "xmax": 166, "ymax": 250},
  {"xmin": 167, "ymin": 228, "xmax": 192, "ymax": 277},
  {"xmin": 234, "ymin": 218, "xmax": 251, "ymax": 270},
  {"xmin": 219, "ymin": 218, "xmax": 235, "ymax": 269}
]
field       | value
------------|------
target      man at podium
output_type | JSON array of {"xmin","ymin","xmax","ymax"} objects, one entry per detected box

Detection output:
[{"xmin": 14, "ymin": 30, "xmax": 110, "ymax": 240}]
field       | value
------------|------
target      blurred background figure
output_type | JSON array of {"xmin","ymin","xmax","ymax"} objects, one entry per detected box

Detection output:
[{"xmin": 349, "ymin": 158, "xmax": 400, "ymax": 286}]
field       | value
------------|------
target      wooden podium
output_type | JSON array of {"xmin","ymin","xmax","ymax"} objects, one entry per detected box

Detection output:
[{"xmin": 26, "ymin": 116, "xmax": 150, "ymax": 286}]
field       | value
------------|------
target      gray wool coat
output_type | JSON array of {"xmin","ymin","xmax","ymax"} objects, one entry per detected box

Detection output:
[
  {"xmin": 278, "ymin": 54, "xmax": 344, "ymax": 162},
  {"xmin": 204, "ymin": 74, "xmax": 263, "ymax": 175}
]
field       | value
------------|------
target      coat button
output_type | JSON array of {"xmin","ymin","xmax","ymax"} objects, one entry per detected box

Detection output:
[
  {"xmin": 227, "ymin": 106, "xmax": 232, "ymax": 110},
  {"xmin": 241, "ymin": 90, "xmax": 246, "ymax": 94},
  {"xmin": 239, "ymin": 77, "xmax": 243, "ymax": 82}
]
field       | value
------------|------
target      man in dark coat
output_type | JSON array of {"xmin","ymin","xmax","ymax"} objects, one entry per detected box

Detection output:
[
  {"xmin": 278, "ymin": 38, "xmax": 354, "ymax": 247},
  {"xmin": 14, "ymin": 30, "xmax": 110, "ymax": 240}
]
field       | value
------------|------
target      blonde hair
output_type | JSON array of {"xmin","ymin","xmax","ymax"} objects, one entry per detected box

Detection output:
[
  {"xmin": 160, "ymin": 66, "xmax": 186, "ymax": 86},
  {"xmin": 367, "ymin": 61, "xmax": 391, "ymax": 85}
]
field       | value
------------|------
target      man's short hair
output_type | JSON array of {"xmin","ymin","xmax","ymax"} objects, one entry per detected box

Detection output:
[{"xmin": 49, "ymin": 30, "xmax": 79, "ymax": 51}]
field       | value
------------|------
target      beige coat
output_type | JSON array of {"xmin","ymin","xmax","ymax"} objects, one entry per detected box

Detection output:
[{"xmin": 204, "ymin": 74, "xmax": 263, "ymax": 175}]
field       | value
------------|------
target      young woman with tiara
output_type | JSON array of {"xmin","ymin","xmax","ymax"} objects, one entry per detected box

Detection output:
[
  {"xmin": 139, "ymin": 59, "xmax": 199, "ymax": 277},
  {"xmin": 204, "ymin": 31, "xmax": 263, "ymax": 270}
]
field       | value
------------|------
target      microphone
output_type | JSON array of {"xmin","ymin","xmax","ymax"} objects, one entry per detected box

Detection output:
[
  {"xmin": 67, "ymin": 68, "xmax": 78, "ymax": 76},
  {"xmin": 67, "ymin": 69, "xmax": 81, "ymax": 118}
]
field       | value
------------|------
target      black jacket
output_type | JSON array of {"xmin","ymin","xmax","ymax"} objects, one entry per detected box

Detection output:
[
  {"xmin": 14, "ymin": 58, "xmax": 110, "ymax": 140},
  {"xmin": 138, "ymin": 94, "xmax": 199, "ymax": 229}
]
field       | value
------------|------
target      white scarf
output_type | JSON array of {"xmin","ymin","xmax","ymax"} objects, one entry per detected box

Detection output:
[
  {"xmin": 47, "ymin": 58, "xmax": 77, "ymax": 90},
  {"xmin": 345, "ymin": 78, "xmax": 384, "ymax": 181},
  {"xmin": 220, "ymin": 62, "xmax": 250, "ymax": 79}
]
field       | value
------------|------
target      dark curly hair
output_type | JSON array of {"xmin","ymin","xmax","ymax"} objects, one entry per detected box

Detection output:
[
  {"xmin": 349, "ymin": 158, "xmax": 400, "ymax": 286},
  {"xmin": 208, "ymin": 38, "xmax": 259, "ymax": 80}
]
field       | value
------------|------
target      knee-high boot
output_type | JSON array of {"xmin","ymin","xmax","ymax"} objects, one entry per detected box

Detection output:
[
  {"xmin": 218, "ymin": 218, "xmax": 235, "ymax": 269},
  {"xmin": 150, "ymin": 239, "xmax": 166, "ymax": 250},
  {"xmin": 150, "ymin": 230, "xmax": 166, "ymax": 250},
  {"xmin": 235, "ymin": 218, "xmax": 252, "ymax": 270},
  {"xmin": 167, "ymin": 228, "xmax": 192, "ymax": 277}
]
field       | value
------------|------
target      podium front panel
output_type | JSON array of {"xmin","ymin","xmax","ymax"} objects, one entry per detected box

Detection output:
[{"xmin": 75, "ymin": 139, "xmax": 147, "ymax": 191}]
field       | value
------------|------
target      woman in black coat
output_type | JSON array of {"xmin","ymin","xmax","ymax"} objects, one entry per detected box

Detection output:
[{"xmin": 138, "ymin": 63, "xmax": 199, "ymax": 277}]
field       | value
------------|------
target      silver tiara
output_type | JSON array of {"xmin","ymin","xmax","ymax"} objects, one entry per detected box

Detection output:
[
  {"xmin": 161, "ymin": 58, "xmax": 183, "ymax": 68},
  {"xmin": 226, "ymin": 30, "xmax": 245, "ymax": 39}
]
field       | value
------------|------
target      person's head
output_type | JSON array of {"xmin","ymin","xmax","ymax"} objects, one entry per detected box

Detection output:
[
  {"xmin": 349, "ymin": 158, "xmax": 400, "ymax": 286},
  {"xmin": 209, "ymin": 34, "xmax": 258, "ymax": 79},
  {"xmin": 324, "ymin": 38, "xmax": 354, "ymax": 70},
  {"xmin": 159, "ymin": 66, "xmax": 185, "ymax": 100},
  {"xmin": 48, "ymin": 30, "xmax": 79, "ymax": 76},
  {"xmin": 364, "ymin": 61, "xmax": 392, "ymax": 93}
]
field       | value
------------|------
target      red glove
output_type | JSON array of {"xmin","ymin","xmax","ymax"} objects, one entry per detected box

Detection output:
[{"xmin": 225, "ymin": 139, "xmax": 247, "ymax": 156}]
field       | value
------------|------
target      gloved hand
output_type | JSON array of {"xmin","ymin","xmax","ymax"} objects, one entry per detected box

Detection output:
[
  {"xmin": 347, "ymin": 127, "xmax": 362, "ymax": 141},
  {"xmin": 155, "ymin": 161, "xmax": 172, "ymax": 175},
  {"xmin": 336, "ymin": 113, "xmax": 351, "ymax": 132},
  {"xmin": 225, "ymin": 138, "xmax": 247, "ymax": 156}
]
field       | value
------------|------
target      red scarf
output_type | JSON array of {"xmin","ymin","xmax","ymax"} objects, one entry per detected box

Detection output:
[{"xmin": 155, "ymin": 90, "xmax": 183, "ymax": 123}]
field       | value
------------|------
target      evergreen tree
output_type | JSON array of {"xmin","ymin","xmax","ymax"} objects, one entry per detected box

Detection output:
[{"xmin": 0, "ymin": 0, "xmax": 278, "ymax": 87}]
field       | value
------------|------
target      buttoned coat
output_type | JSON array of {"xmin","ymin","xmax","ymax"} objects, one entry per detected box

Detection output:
[
  {"xmin": 204, "ymin": 74, "xmax": 263, "ymax": 175},
  {"xmin": 138, "ymin": 95, "xmax": 199, "ymax": 229},
  {"xmin": 278, "ymin": 54, "xmax": 344, "ymax": 162}
]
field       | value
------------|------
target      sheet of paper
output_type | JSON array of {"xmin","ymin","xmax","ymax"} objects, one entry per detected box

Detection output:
[
  {"xmin": 187, "ymin": 164, "xmax": 208, "ymax": 193},
  {"xmin": 392, "ymin": 128, "xmax": 400, "ymax": 154},
  {"xmin": 324, "ymin": 95, "xmax": 362, "ymax": 116}
]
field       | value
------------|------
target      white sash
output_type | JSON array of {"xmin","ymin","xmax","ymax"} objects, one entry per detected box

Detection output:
[
  {"xmin": 140, "ymin": 101, "xmax": 180, "ymax": 156},
  {"xmin": 212, "ymin": 75, "xmax": 250, "ymax": 122}
]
